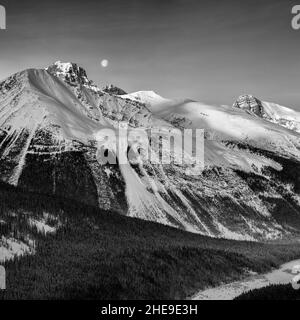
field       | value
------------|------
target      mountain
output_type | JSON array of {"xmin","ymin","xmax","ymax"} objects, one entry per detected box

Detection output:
[
  {"xmin": 1, "ymin": 62, "xmax": 300, "ymax": 243},
  {"xmin": 102, "ymin": 84, "xmax": 127, "ymax": 95},
  {"xmin": 122, "ymin": 90, "xmax": 173, "ymax": 112},
  {"xmin": 233, "ymin": 94, "xmax": 300, "ymax": 133}
]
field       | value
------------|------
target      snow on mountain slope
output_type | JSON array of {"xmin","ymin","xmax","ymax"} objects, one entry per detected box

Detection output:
[
  {"xmin": 122, "ymin": 92, "xmax": 290, "ymax": 171},
  {"xmin": 0, "ymin": 69, "xmax": 107, "ymax": 141},
  {"xmin": 0, "ymin": 68, "xmax": 116, "ymax": 198},
  {"xmin": 95, "ymin": 88, "xmax": 300, "ymax": 239},
  {"xmin": 261, "ymin": 101, "xmax": 300, "ymax": 133},
  {"xmin": 234, "ymin": 94, "xmax": 300, "ymax": 133},
  {"xmin": 127, "ymin": 92, "xmax": 300, "ymax": 161},
  {"xmin": 122, "ymin": 91, "xmax": 173, "ymax": 112},
  {"xmin": 1, "ymin": 62, "xmax": 300, "ymax": 242}
]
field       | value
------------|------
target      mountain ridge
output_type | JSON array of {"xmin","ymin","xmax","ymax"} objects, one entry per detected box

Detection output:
[
  {"xmin": 1, "ymin": 61, "xmax": 300, "ymax": 241},
  {"xmin": 233, "ymin": 94, "xmax": 300, "ymax": 133}
]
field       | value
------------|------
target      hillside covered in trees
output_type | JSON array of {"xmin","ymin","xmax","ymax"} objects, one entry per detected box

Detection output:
[{"xmin": 1, "ymin": 182, "xmax": 300, "ymax": 299}]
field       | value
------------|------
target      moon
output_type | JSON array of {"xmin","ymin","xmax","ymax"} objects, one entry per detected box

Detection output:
[{"xmin": 101, "ymin": 59, "xmax": 109, "ymax": 68}]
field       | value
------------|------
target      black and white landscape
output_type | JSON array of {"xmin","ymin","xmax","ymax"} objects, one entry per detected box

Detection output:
[{"xmin": 1, "ymin": 0, "xmax": 300, "ymax": 301}]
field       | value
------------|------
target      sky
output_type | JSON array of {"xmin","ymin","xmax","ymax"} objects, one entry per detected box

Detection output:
[{"xmin": 0, "ymin": 0, "xmax": 299, "ymax": 108}]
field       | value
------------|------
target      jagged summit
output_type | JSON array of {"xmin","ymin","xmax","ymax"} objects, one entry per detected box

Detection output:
[
  {"xmin": 233, "ymin": 94, "xmax": 264, "ymax": 117},
  {"xmin": 46, "ymin": 61, "xmax": 93, "ymax": 87},
  {"xmin": 102, "ymin": 84, "xmax": 127, "ymax": 95},
  {"xmin": 233, "ymin": 94, "xmax": 300, "ymax": 133},
  {"xmin": 45, "ymin": 61, "xmax": 128, "ymax": 97}
]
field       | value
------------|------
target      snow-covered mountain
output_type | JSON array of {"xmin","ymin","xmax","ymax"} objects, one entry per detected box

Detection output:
[
  {"xmin": 233, "ymin": 94, "xmax": 300, "ymax": 133},
  {"xmin": 1, "ymin": 62, "xmax": 300, "ymax": 242}
]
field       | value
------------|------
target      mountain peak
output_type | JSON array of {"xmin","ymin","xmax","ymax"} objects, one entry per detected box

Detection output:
[
  {"xmin": 48, "ymin": 61, "xmax": 76, "ymax": 72},
  {"xmin": 46, "ymin": 61, "xmax": 90, "ymax": 86},
  {"xmin": 101, "ymin": 84, "xmax": 127, "ymax": 95},
  {"xmin": 233, "ymin": 94, "xmax": 265, "ymax": 117},
  {"xmin": 45, "ymin": 61, "xmax": 127, "ymax": 96}
]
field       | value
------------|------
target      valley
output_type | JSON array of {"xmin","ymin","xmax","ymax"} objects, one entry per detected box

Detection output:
[{"xmin": 1, "ymin": 182, "xmax": 300, "ymax": 300}]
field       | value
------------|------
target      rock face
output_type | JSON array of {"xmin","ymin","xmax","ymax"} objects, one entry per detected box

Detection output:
[
  {"xmin": 233, "ymin": 94, "xmax": 300, "ymax": 133},
  {"xmin": 233, "ymin": 95, "xmax": 265, "ymax": 117},
  {"xmin": 1, "ymin": 62, "xmax": 300, "ymax": 241},
  {"xmin": 102, "ymin": 84, "xmax": 127, "ymax": 95}
]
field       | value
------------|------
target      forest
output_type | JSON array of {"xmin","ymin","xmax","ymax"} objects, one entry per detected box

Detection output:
[{"xmin": 1, "ymin": 181, "xmax": 300, "ymax": 299}]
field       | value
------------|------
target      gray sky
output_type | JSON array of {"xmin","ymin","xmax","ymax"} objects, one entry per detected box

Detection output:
[{"xmin": 0, "ymin": 0, "xmax": 299, "ymax": 108}]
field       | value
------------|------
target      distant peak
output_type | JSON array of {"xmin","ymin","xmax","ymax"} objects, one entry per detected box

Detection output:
[
  {"xmin": 102, "ymin": 84, "xmax": 127, "ymax": 95},
  {"xmin": 238, "ymin": 94, "xmax": 255, "ymax": 98},
  {"xmin": 125, "ymin": 91, "xmax": 165, "ymax": 101},
  {"xmin": 233, "ymin": 94, "xmax": 265, "ymax": 117},
  {"xmin": 136, "ymin": 91, "xmax": 162, "ymax": 98},
  {"xmin": 235, "ymin": 94, "xmax": 261, "ymax": 103}
]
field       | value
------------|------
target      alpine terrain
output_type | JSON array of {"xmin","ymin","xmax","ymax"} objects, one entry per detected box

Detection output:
[{"xmin": 1, "ymin": 61, "xmax": 300, "ymax": 262}]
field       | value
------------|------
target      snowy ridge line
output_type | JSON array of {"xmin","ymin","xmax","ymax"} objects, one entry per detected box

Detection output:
[{"xmin": 1, "ymin": 62, "xmax": 300, "ymax": 241}]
